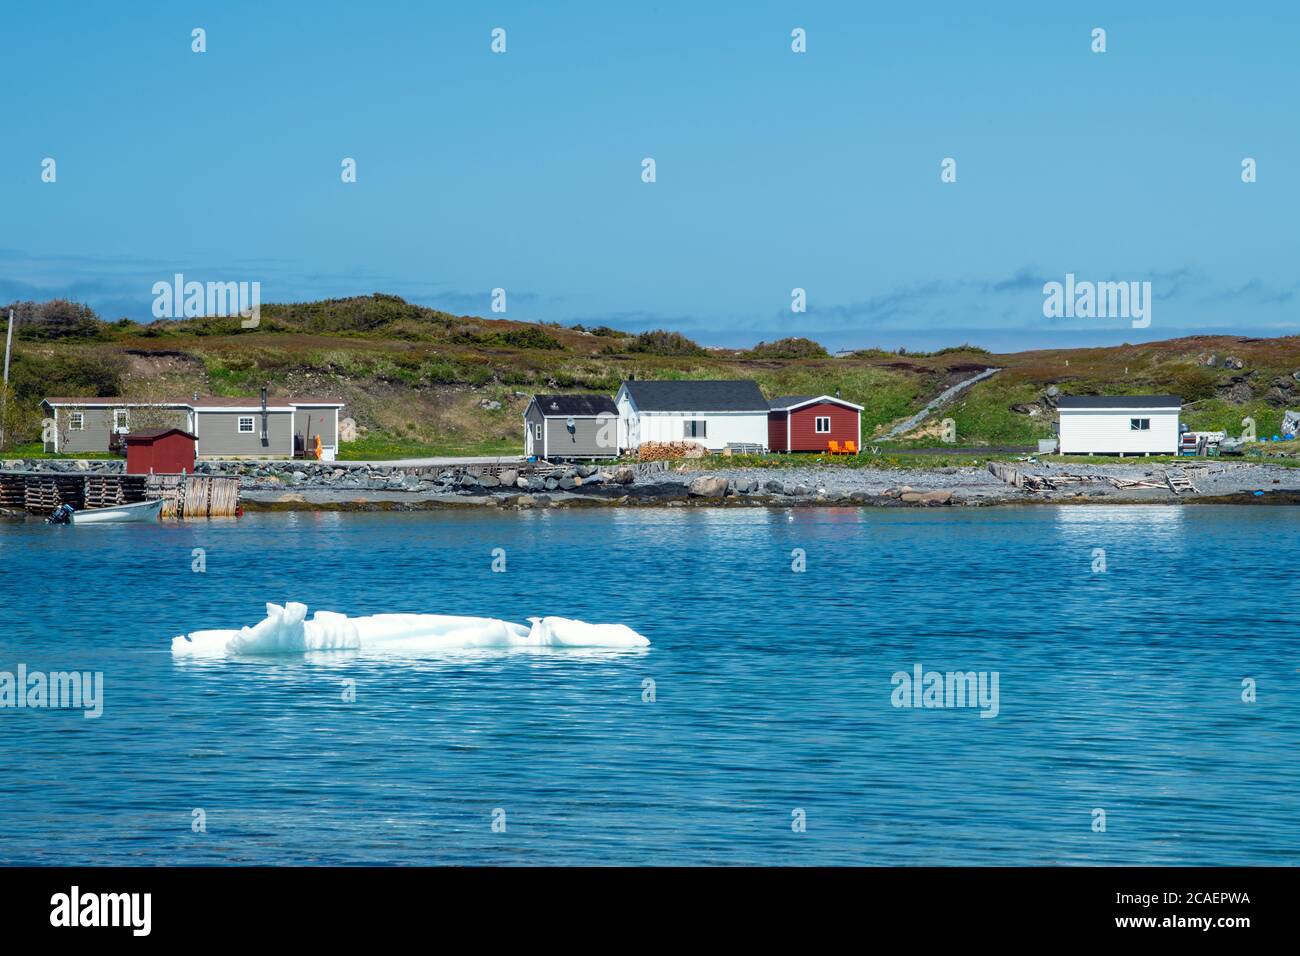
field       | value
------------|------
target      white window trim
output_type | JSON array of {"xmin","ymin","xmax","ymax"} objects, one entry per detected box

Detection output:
[
  {"xmin": 1130, "ymin": 418, "xmax": 1151, "ymax": 431},
  {"xmin": 814, "ymin": 416, "xmax": 831, "ymax": 434},
  {"xmin": 534, "ymin": 423, "xmax": 543, "ymax": 440},
  {"xmin": 112, "ymin": 408, "xmax": 130, "ymax": 433},
  {"xmin": 238, "ymin": 416, "xmax": 256, "ymax": 434},
  {"xmin": 683, "ymin": 419, "xmax": 707, "ymax": 439},
  {"xmin": 69, "ymin": 411, "xmax": 85, "ymax": 431}
]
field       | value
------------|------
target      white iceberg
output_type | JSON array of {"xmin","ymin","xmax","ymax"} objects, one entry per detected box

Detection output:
[{"xmin": 170, "ymin": 602, "xmax": 649, "ymax": 657}]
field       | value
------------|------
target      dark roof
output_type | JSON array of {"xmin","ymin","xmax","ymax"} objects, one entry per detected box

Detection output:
[
  {"xmin": 123, "ymin": 428, "xmax": 198, "ymax": 443},
  {"xmin": 1057, "ymin": 394, "xmax": 1181, "ymax": 409},
  {"xmin": 768, "ymin": 395, "xmax": 816, "ymax": 410},
  {"xmin": 622, "ymin": 379, "xmax": 767, "ymax": 412},
  {"xmin": 532, "ymin": 394, "xmax": 618, "ymax": 417},
  {"xmin": 768, "ymin": 394, "xmax": 862, "ymax": 411},
  {"xmin": 43, "ymin": 395, "xmax": 343, "ymax": 408}
]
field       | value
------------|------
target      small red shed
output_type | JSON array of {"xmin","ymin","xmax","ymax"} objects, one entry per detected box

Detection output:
[
  {"xmin": 124, "ymin": 428, "xmax": 198, "ymax": 475},
  {"xmin": 768, "ymin": 395, "xmax": 863, "ymax": 453}
]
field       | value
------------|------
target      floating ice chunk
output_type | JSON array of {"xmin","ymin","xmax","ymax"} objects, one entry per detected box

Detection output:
[
  {"xmin": 170, "ymin": 603, "xmax": 648, "ymax": 657},
  {"xmin": 171, "ymin": 629, "xmax": 240, "ymax": 656},
  {"xmin": 525, "ymin": 616, "xmax": 650, "ymax": 648},
  {"xmin": 353, "ymin": 614, "xmax": 531, "ymax": 651}
]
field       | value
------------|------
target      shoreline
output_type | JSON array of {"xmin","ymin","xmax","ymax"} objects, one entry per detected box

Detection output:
[
  {"xmin": 6, "ymin": 457, "xmax": 1300, "ymax": 517},
  {"xmin": 235, "ymin": 489, "xmax": 1300, "ymax": 512},
  {"xmin": 234, "ymin": 457, "xmax": 1300, "ymax": 510}
]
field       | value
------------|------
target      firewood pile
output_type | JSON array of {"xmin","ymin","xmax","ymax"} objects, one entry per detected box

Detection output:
[{"xmin": 638, "ymin": 441, "xmax": 706, "ymax": 461}]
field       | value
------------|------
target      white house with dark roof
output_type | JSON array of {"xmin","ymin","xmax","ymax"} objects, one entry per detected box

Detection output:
[
  {"xmin": 615, "ymin": 379, "xmax": 769, "ymax": 452},
  {"xmin": 1056, "ymin": 395, "xmax": 1181, "ymax": 455}
]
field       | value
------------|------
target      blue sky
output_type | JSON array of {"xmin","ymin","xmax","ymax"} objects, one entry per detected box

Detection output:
[{"xmin": 2, "ymin": 1, "xmax": 1296, "ymax": 351}]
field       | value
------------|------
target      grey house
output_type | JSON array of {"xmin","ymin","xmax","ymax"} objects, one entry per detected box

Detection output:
[
  {"xmin": 524, "ymin": 394, "xmax": 620, "ymax": 459},
  {"xmin": 42, "ymin": 395, "xmax": 345, "ymax": 460}
]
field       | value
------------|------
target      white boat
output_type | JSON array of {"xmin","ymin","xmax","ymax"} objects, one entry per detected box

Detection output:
[{"xmin": 70, "ymin": 498, "xmax": 165, "ymax": 524}]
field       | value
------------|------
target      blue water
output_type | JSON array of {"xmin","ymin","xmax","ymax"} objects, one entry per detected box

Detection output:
[{"xmin": 0, "ymin": 506, "xmax": 1297, "ymax": 865}]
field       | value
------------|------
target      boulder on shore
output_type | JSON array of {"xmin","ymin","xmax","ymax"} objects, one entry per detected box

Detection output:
[
  {"xmin": 688, "ymin": 475, "xmax": 729, "ymax": 498},
  {"xmin": 900, "ymin": 490, "xmax": 954, "ymax": 505}
]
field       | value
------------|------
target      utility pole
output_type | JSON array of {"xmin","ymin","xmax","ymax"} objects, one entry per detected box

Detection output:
[{"xmin": 0, "ymin": 309, "xmax": 13, "ymax": 451}]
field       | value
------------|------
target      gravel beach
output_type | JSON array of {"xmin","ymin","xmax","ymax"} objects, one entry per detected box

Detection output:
[{"xmin": 6, "ymin": 456, "xmax": 1299, "ymax": 515}]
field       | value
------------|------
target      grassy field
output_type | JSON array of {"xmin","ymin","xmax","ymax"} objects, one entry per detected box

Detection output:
[
  {"xmin": 335, "ymin": 434, "xmax": 520, "ymax": 461},
  {"xmin": 1, "ymin": 442, "xmax": 118, "ymax": 460}
]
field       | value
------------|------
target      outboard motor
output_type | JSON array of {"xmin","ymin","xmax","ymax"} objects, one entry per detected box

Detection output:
[{"xmin": 47, "ymin": 503, "xmax": 74, "ymax": 525}]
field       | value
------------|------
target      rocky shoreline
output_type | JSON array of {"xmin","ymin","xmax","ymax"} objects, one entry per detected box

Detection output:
[{"xmin": 5, "ymin": 457, "xmax": 1300, "ymax": 514}]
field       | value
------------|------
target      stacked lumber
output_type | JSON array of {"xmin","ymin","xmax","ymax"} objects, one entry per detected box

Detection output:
[{"xmin": 638, "ymin": 441, "xmax": 706, "ymax": 461}]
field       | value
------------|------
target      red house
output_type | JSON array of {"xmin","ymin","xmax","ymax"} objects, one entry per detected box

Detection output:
[
  {"xmin": 768, "ymin": 395, "xmax": 864, "ymax": 453},
  {"xmin": 124, "ymin": 428, "xmax": 198, "ymax": 475}
]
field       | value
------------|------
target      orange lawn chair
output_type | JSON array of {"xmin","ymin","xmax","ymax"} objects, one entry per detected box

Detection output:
[
  {"xmin": 827, "ymin": 440, "xmax": 842, "ymax": 455},
  {"xmin": 844, "ymin": 440, "xmax": 857, "ymax": 455}
]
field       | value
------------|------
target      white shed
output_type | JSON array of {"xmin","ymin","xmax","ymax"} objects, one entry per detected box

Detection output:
[
  {"xmin": 1056, "ymin": 395, "xmax": 1181, "ymax": 456},
  {"xmin": 615, "ymin": 380, "xmax": 769, "ymax": 453}
]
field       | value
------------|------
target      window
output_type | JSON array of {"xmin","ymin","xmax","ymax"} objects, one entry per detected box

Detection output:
[
  {"xmin": 69, "ymin": 412, "xmax": 85, "ymax": 431},
  {"xmin": 683, "ymin": 420, "xmax": 707, "ymax": 439},
  {"xmin": 238, "ymin": 416, "xmax": 255, "ymax": 434},
  {"xmin": 814, "ymin": 416, "xmax": 831, "ymax": 433},
  {"xmin": 113, "ymin": 409, "xmax": 129, "ymax": 432},
  {"xmin": 1130, "ymin": 418, "xmax": 1150, "ymax": 431},
  {"xmin": 534, "ymin": 423, "xmax": 543, "ymax": 440}
]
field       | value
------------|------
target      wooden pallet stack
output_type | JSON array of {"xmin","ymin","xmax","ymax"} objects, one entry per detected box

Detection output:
[
  {"xmin": 0, "ymin": 474, "xmax": 25, "ymax": 510},
  {"xmin": 22, "ymin": 474, "xmax": 86, "ymax": 514},
  {"xmin": 84, "ymin": 475, "xmax": 126, "ymax": 508},
  {"xmin": 1, "ymin": 471, "xmax": 237, "ymax": 517}
]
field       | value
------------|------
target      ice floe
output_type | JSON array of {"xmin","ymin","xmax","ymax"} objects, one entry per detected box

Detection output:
[{"xmin": 170, "ymin": 602, "xmax": 649, "ymax": 657}]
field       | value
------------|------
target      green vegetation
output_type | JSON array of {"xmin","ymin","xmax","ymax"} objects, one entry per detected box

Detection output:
[
  {"xmin": 690, "ymin": 451, "xmax": 1027, "ymax": 470},
  {"xmin": 624, "ymin": 329, "xmax": 705, "ymax": 356},
  {"xmin": 335, "ymin": 434, "xmax": 520, "ymax": 461},
  {"xmin": 3, "ymin": 442, "xmax": 118, "ymax": 460},
  {"xmin": 9, "ymin": 299, "xmax": 111, "ymax": 341},
  {"xmin": 4, "ymin": 293, "xmax": 1300, "ymax": 460},
  {"xmin": 746, "ymin": 337, "xmax": 829, "ymax": 359}
]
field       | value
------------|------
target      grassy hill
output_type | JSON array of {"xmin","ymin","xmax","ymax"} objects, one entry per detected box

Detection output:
[{"xmin": 4, "ymin": 294, "xmax": 1300, "ymax": 457}]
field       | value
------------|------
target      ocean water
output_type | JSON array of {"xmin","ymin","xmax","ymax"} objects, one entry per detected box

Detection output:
[{"xmin": 0, "ymin": 506, "xmax": 1297, "ymax": 866}]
